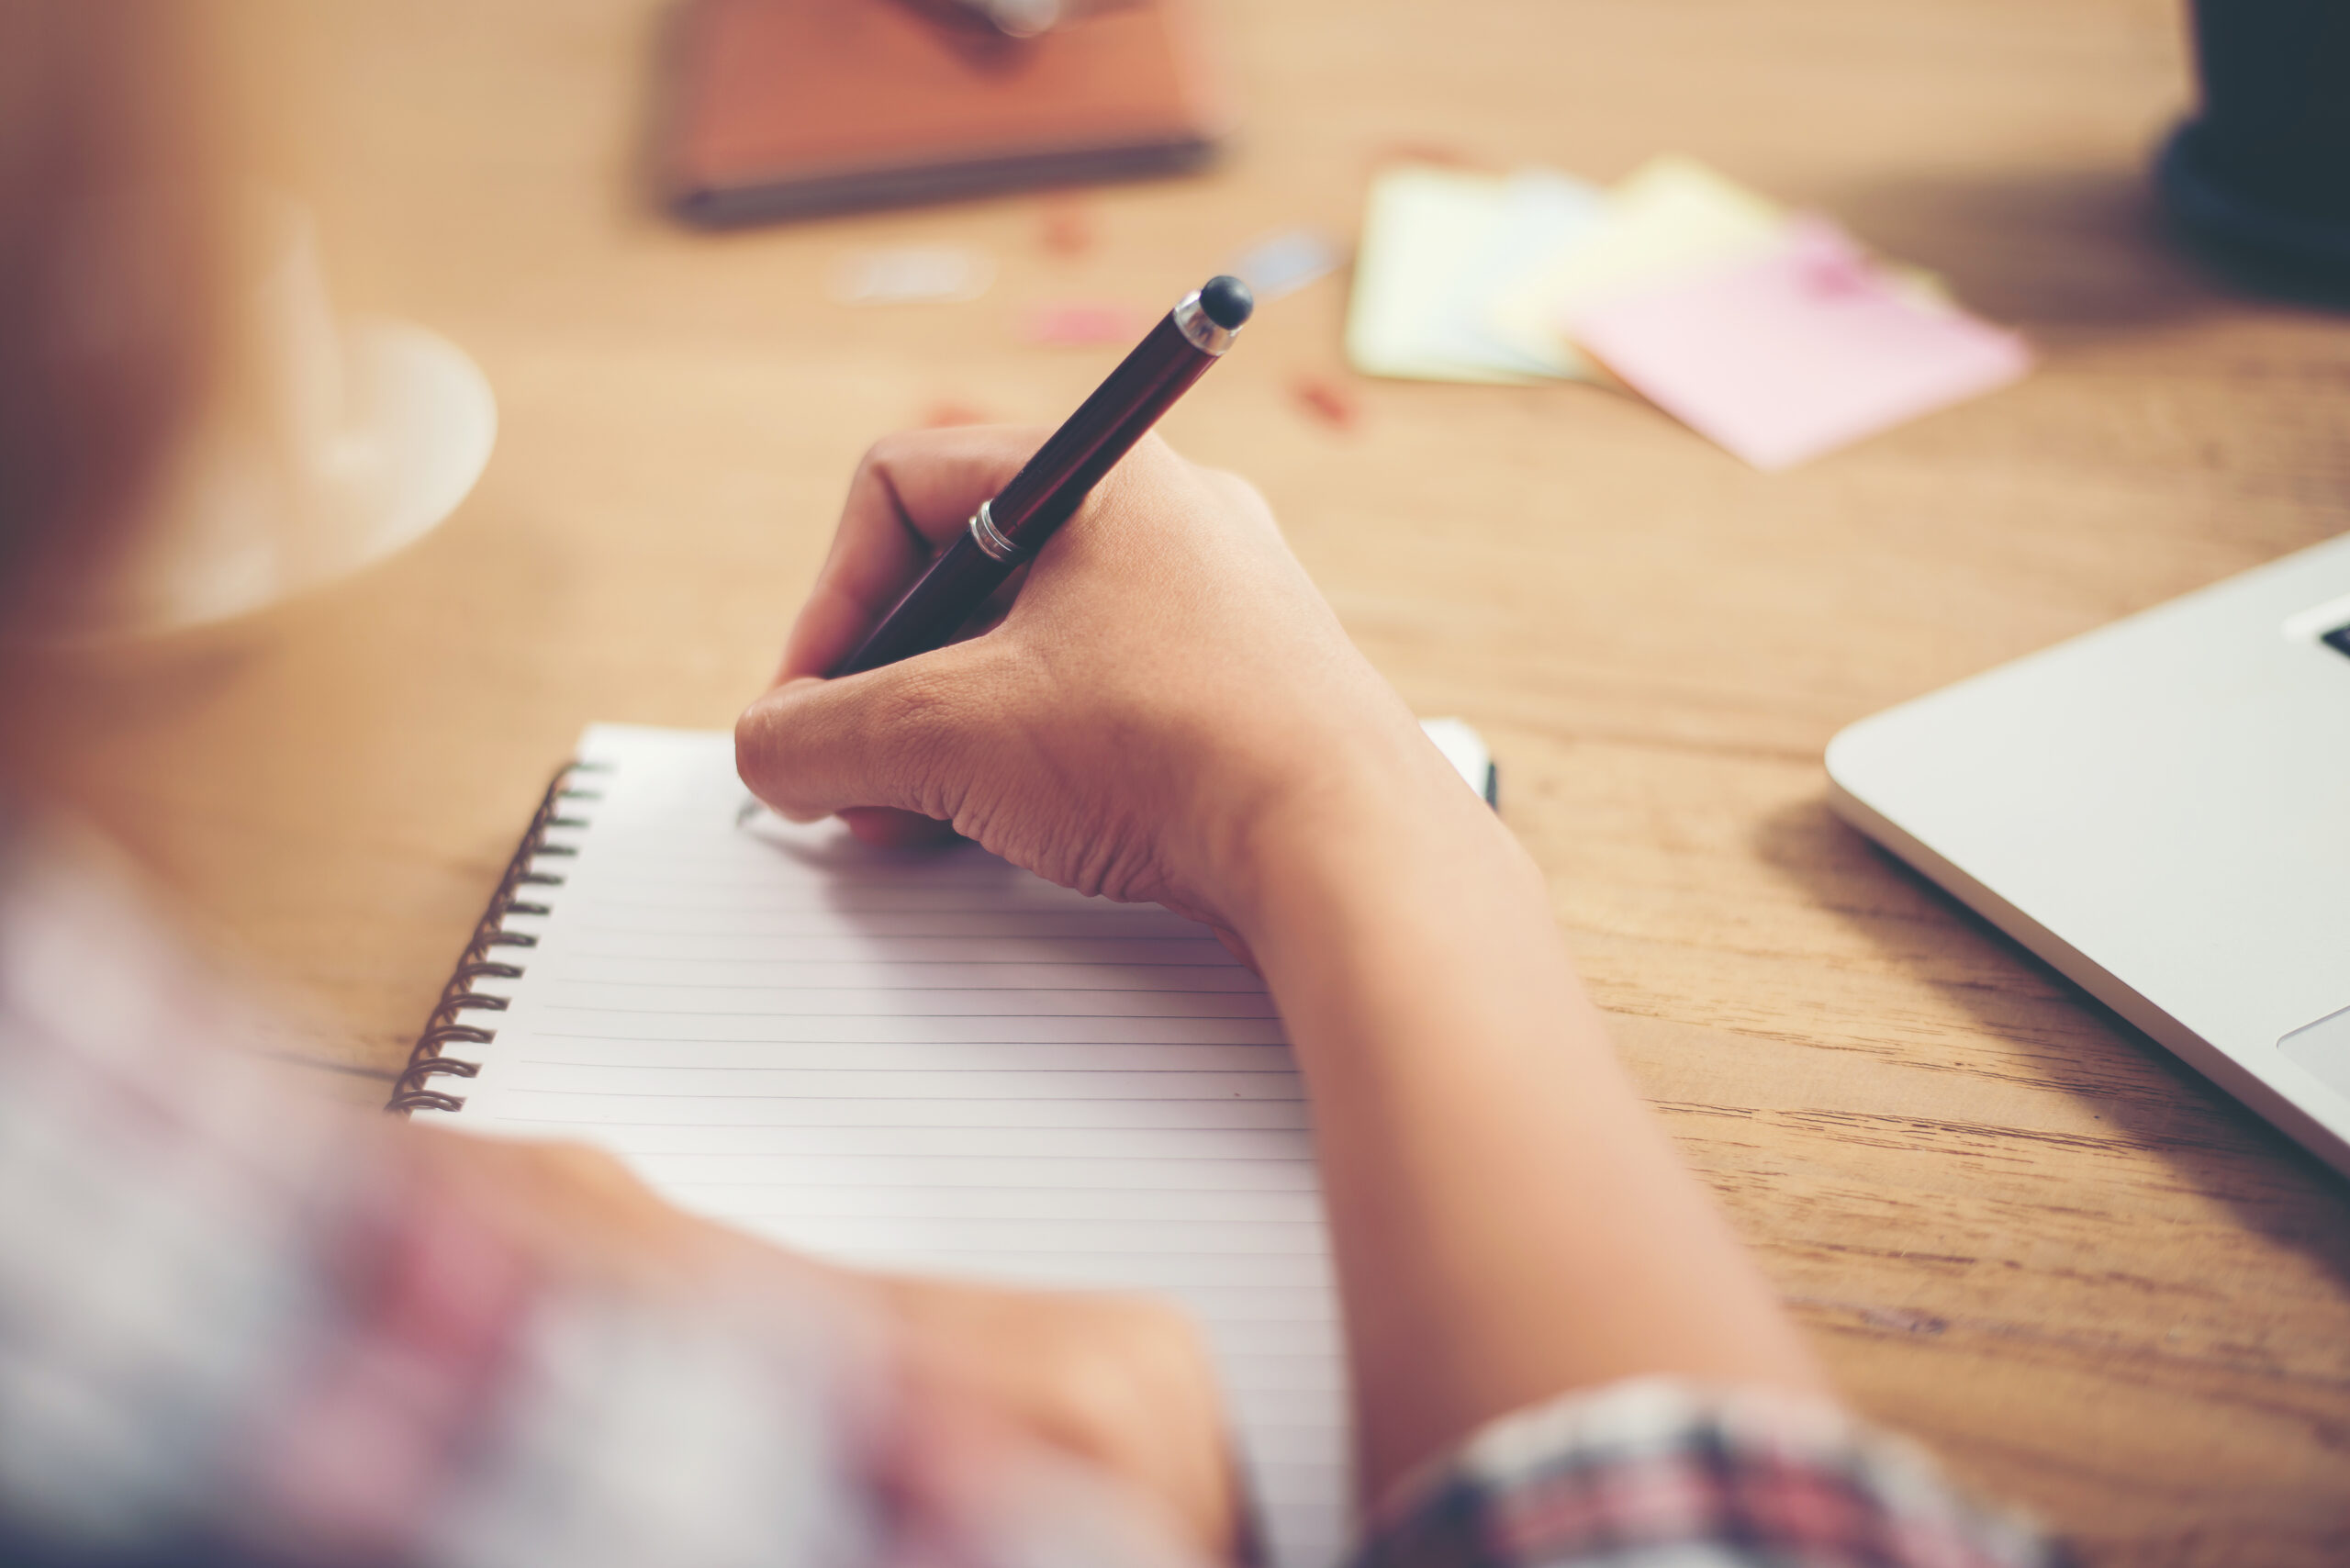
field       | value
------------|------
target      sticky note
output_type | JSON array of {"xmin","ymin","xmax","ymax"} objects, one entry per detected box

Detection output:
[
  {"xmin": 1426, "ymin": 169, "xmax": 1607, "ymax": 378},
  {"xmin": 829, "ymin": 246, "xmax": 993, "ymax": 304},
  {"xmin": 1568, "ymin": 217, "xmax": 2032, "ymax": 469},
  {"xmin": 1482, "ymin": 155, "xmax": 1785, "ymax": 377},
  {"xmin": 1344, "ymin": 166, "xmax": 1539, "ymax": 384}
]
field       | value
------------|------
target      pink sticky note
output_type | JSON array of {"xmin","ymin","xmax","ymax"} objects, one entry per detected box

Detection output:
[{"xmin": 1566, "ymin": 218, "xmax": 2031, "ymax": 469}]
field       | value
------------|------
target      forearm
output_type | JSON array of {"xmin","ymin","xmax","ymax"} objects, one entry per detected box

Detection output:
[
  {"xmin": 741, "ymin": 421, "xmax": 1830, "ymax": 1518},
  {"xmin": 1232, "ymin": 758, "xmax": 1827, "ymax": 1498}
]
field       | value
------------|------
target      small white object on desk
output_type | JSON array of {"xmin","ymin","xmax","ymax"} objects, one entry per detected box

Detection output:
[
  {"xmin": 56, "ymin": 195, "xmax": 496, "ymax": 642},
  {"xmin": 1423, "ymin": 716, "xmax": 1499, "ymax": 806},
  {"xmin": 829, "ymin": 246, "xmax": 996, "ymax": 305}
]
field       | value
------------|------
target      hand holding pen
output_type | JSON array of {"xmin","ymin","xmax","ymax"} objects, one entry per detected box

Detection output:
[
  {"xmin": 736, "ymin": 266, "xmax": 1483, "ymax": 906},
  {"xmin": 829, "ymin": 275, "xmax": 1256, "ymax": 677}
]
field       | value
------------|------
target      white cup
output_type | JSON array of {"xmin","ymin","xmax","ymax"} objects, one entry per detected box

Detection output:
[{"xmin": 65, "ymin": 191, "xmax": 496, "ymax": 640}]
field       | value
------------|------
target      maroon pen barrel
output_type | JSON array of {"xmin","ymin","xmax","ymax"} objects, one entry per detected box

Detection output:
[
  {"xmin": 828, "ymin": 526, "xmax": 1009, "ymax": 677},
  {"xmin": 987, "ymin": 312, "xmax": 1217, "ymax": 549},
  {"xmin": 827, "ymin": 297, "xmax": 1237, "ymax": 678}
]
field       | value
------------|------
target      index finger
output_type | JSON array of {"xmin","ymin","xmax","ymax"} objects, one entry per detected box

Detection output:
[{"xmin": 779, "ymin": 424, "xmax": 1049, "ymax": 681}]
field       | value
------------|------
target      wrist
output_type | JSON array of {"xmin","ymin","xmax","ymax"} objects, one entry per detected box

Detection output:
[{"xmin": 1214, "ymin": 723, "xmax": 1538, "ymax": 968}]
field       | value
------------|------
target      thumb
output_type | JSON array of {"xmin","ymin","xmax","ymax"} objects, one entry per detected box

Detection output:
[{"xmin": 733, "ymin": 644, "xmax": 996, "ymax": 831}]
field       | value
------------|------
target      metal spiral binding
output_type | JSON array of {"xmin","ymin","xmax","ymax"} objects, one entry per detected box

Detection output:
[{"xmin": 386, "ymin": 762, "xmax": 610, "ymax": 1114}]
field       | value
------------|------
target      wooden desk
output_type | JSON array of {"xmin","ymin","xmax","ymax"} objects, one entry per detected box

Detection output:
[{"xmin": 17, "ymin": 1, "xmax": 2348, "ymax": 1561}]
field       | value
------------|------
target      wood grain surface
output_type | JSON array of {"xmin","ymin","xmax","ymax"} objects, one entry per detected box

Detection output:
[{"xmin": 12, "ymin": 2, "xmax": 2348, "ymax": 1562}]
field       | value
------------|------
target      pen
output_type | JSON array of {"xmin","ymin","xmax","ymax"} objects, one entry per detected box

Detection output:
[{"xmin": 829, "ymin": 274, "xmax": 1255, "ymax": 678}]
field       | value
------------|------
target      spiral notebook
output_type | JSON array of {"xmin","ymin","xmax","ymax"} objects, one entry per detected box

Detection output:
[{"xmin": 396, "ymin": 722, "xmax": 1490, "ymax": 1568}]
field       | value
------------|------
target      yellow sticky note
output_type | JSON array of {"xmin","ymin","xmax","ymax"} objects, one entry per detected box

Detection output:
[
  {"xmin": 1483, "ymin": 155, "xmax": 1788, "ymax": 379},
  {"xmin": 1344, "ymin": 166, "xmax": 1544, "ymax": 385}
]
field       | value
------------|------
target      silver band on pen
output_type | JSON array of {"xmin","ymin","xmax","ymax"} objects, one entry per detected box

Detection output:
[
  {"xmin": 1172, "ymin": 291, "xmax": 1240, "ymax": 356},
  {"xmin": 968, "ymin": 499, "xmax": 1027, "ymax": 563}
]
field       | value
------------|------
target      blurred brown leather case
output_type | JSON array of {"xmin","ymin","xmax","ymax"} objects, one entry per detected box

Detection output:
[{"xmin": 658, "ymin": 0, "xmax": 1231, "ymax": 225}]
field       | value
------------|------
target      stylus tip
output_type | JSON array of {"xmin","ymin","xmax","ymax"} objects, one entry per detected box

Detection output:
[{"xmin": 1198, "ymin": 274, "xmax": 1255, "ymax": 330}]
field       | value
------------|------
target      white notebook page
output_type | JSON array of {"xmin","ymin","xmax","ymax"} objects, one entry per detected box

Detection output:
[{"xmin": 412, "ymin": 723, "xmax": 1352, "ymax": 1568}]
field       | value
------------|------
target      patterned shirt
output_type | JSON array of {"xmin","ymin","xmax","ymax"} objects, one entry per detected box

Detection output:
[{"xmin": 0, "ymin": 819, "xmax": 2058, "ymax": 1568}]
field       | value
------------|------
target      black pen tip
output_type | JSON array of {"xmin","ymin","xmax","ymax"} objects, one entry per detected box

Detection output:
[{"xmin": 1198, "ymin": 274, "xmax": 1255, "ymax": 330}]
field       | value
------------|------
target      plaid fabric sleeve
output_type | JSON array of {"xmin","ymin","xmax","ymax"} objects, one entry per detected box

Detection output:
[
  {"xmin": 1353, "ymin": 1379, "xmax": 2060, "ymax": 1568},
  {"xmin": 0, "ymin": 823, "xmax": 1202, "ymax": 1568}
]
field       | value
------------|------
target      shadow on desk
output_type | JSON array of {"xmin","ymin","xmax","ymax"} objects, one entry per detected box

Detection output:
[
  {"xmin": 1759, "ymin": 794, "xmax": 2350, "ymax": 1263},
  {"xmin": 1822, "ymin": 164, "xmax": 2239, "ymax": 336},
  {"xmin": 1747, "ymin": 792, "xmax": 2350, "ymax": 1564}
]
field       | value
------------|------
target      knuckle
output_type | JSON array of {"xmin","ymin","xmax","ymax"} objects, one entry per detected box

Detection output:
[
  {"xmin": 1127, "ymin": 430, "xmax": 1177, "ymax": 466},
  {"xmin": 869, "ymin": 423, "xmax": 1047, "ymax": 482},
  {"xmin": 734, "ymin": 698, "xmax": 819, "ymax": 816},
  {"xmin": 1121, "ymin": 433, "xmax": 1196, "ymax": 501},
  {"xmin": 859, "ymin": 429, "xmax": 919, "ymax": 473},
  {"xmin": 1034, "ymin": 1297, "xmax": 1215, "ymax": 1429},
  {"xmin": 1106, "ymin": 1296, "xmax": 1214, "ymax": 1375},
  {"xmin": 733, "ymin": 703, "xmax": 778, "ymax": 790},
  {"xmin": 1203, "ymin": 465, "xmax": 1269, "ymax": 514},
  {"xmin": 870, "ymin": 666, "xmax": 956, "ymax": 746},
  {"xmin": 849, "ymin": 436, "xmax": 901, "ymax": 498},
  {"xmin": 534, "ymin": 1140, "xmax": 640, "ymax": 1193},
  {"xmin": 867, "ymin": 666, "xmax": 971, "ymax": 803}
]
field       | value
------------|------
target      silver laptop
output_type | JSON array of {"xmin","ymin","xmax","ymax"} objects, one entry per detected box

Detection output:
[{"xmin": 1826, "ymin": 532, "xmax": 2350, "ymax": 1179}]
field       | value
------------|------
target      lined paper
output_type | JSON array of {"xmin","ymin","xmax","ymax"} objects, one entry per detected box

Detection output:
[{"xmin": 413, "ymin": 723, "xmax": 1351, "ymax": 1568}]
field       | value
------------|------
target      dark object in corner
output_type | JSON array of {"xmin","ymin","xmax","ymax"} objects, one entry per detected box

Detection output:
[
  {"xmin": 2156, "ymin": 0, "xmax": 2350, "ymax": 304},
  {"xmin": 656, "ymin": 0, "xmax": 1230, "ymax": 227}
]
